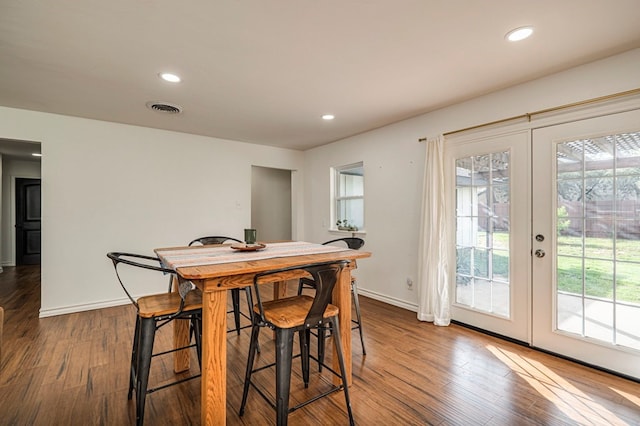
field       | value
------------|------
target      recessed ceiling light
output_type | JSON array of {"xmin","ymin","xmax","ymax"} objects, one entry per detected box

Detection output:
[
  {"xmin": 159, "ymin": 72, "xmax": 181, "ymax": 83},
  {"xmin": 506, "ymin": 26, "xmax": 533, "ymax": 42},
  {"xmin": 322, "ymin": 114, "xmax": 335, "ymax": 120},
  {"xmin": 32, "ymin": 153, "xmax": 42, "ymax": 157}
]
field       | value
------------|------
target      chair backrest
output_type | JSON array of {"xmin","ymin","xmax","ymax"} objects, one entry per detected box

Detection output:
[
  {"xmin": 253, "ymin": 261, "xmax": 349, "ymax": 328},
  {"xmin": 323, "ymin": 237, "xmax": 365, "ymax": 250},
  {"xmin": 189, "ymin": 236, "xmax": 242, "ymax": 246},
  {"xmin": 106, "ymin": 252, "xmax": 187, "ymax": 309}
]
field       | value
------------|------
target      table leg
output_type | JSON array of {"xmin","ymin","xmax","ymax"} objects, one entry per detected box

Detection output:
[
  {"xmin": 201, "ymin": 289, "xmax": 227, "ymax": 425},
  {"xmin": 273, "ymin": 280, "xmax": 288, "ymax": 300},
  {"xmin": 333, "ymin": 268, "xmax": 352, "ymax": 386},
  {"xmin": 173, "ymin": 320, "xmax": 191, "ymax": 373},
  {"xmin": 172, "ymin": 275, "xmax": 191, "ymax": 373}
]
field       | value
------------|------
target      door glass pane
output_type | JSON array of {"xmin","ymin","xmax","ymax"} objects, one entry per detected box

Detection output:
[
  {"xmin": 557, "ymin": 293, "xmax": 583, "ymax": 335},
  {"xmin": 473, "ymin": 279, "xmax": 492, "ymax": 312},
  {"xmin": 492, "ymin": 249, "xmax": 509, "ymax": 281},
  {"xmin": 557, "ymin": 255, "xmax": 583, "ymax": 294},
  {"xmin": 584, "ymin": 258, "xmax": 613, "ymax": 299},
  {"xmin": 455, "ymin": 150, "xmax": 511, "ymax": 317},
  {"xmin": 617, "ymin": 260, "xmax": 640, "ymax": 304},
  {"xmin": 492, "ymin": 282, "xmax": 510, "ymax": 317},
  {"xmin": 584, "ymin": 137, "xmax": 614, "ymax": 178},
  {"xmin": 456, "ymin": 247, "xmax": 471, "ymax": 276},
  {"xmin": 616, "ymin": 304, "xmax": 640, "ymax": 351},
  {"xmin": 555, "ymin": 132, "xmax": 640, "ymax": 349},
  {"xmin": 456, "ymin": 217, "xmax": 473, "ymax": 246},
  {"xmin": 584, "ymin": 219, "xmax": 613, "ymax": 259},
  {"xmin": 474, "ymin": 248, "xmax": 489, "ymax": 279},
  {"xmin": 585, "ymin": 300, "xmax": 613, "ymax": 341}
]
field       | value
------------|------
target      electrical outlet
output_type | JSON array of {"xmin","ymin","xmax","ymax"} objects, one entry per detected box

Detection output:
[{"xmin": 406, "ymin": 277, "xmax": 413, "ymax": 290}]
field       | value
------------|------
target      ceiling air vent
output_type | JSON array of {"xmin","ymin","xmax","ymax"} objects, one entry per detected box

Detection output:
[{"xmin": 146, "ymin": 101, "xmax": 183, "ymax": 114}]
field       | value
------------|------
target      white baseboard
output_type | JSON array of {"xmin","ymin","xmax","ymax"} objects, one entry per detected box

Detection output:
[
  {"xmin": 39, "ymin": 297, "xmax": 131, "ymax": 318},
  {"xmin": 357, "ymin": 287, "xmax": 418, "ymax": 312},
  {"xmin": 38, "ymin": 289, "xmax": 418, "ymax": 318}
]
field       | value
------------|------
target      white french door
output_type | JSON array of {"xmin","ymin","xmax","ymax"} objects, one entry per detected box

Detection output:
[
  {"xmin": 447, "ymin": 130, "xmax": 531, "ymax": 342},
  {"xmin": 532, "ymin": 109, "xmax": 640, "ymax": 379},
  {"xmin": 446, "ymin": 107, "xmax": 640, "ymax": 379}
]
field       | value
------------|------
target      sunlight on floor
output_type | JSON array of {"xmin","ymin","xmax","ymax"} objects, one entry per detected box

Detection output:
[
  {"xmin": 609, "ymin": 387, "xmax": 640, "ymax": 408},
  {"xmin": 486, "ymin": 344, "xmax": 630, "ymax": 426}
]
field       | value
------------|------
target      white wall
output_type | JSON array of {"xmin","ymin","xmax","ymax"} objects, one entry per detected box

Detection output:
[
  {"xmin": 0, "ymin": 108, "xmax": 304, "ymax": 316},
  {"xmin": 303, "ymin": 48, "xmax": 640, "ymax": 311},
  {"xmin": 1, "ymin": 157, "xmax": 41, "ymax": 266}
]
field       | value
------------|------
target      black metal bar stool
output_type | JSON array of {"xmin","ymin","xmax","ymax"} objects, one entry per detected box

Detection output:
[
  {"xmin": 107, "ymin": 252, "xmax": 203, "ymax": 426},
  {"xmin": 298, "ymin": 237, "xmax": 366, "ymax": 367},
  {"xmin": 239, "ymin": 260, "xmax": 355, "ymax": 426}
]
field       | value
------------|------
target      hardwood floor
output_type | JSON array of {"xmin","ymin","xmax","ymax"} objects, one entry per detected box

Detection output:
[{"xmin": 1, "ymin": 265, "xmax": 639, "ymax": 425}]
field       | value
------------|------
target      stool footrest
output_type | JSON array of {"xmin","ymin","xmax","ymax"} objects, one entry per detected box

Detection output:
[{"xmin": 146, "ymin": 373, "xmax": 201, "ymax": 394}]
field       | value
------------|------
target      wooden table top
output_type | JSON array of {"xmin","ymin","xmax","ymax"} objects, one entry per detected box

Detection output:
[{"xmin": 155, "ymin": 241, "xmax": 371, "ymax": 282}]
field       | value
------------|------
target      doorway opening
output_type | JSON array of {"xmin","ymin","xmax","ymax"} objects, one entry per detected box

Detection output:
[
  {"xmin": 251, "ymin": 166, "xmax": 292, "ymax": 242},
  {"xmin": 1, "ymin": 139, "xmax": 42, "ymax": 269}
]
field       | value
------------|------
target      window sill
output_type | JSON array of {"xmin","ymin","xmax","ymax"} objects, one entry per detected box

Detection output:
[{"xmin": 329, "ymin": 228, "xmax": 367, "ymax": 236}]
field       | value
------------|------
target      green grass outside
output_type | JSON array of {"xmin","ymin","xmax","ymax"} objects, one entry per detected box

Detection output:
[
  {"xmin": 458, "ymin": 233, "xmax": 640, "ymax": 303},
  {"xmin": 557, "ymin": 236, "xmax": 640, "ymax": 303}
]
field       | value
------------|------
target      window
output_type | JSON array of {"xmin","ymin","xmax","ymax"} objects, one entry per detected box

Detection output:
[{"xmin": 332, "ymin": 162, "xmax": 364, "ymax": 231}]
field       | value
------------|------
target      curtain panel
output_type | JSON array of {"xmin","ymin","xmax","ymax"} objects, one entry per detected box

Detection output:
[{"xmin": 417, "ymin": 135, "xmax": 450, "ymax": 325}]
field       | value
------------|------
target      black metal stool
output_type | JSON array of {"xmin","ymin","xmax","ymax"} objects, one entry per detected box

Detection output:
[
  {"xmin": 107, "ymin": 252, "xmax": 202, "ymax": 426},
  {"xmin": 239, "ymin": 261, "xmax": 355, "ymax": 426},
  {"xmin": 298, "ymin": 237, "xmax": 366, "ymax": 368}
]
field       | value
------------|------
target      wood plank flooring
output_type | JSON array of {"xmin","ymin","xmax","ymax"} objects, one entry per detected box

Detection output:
[{"xmin": 1, "ymin": 265, "xmax": 639, "ymax": 425}]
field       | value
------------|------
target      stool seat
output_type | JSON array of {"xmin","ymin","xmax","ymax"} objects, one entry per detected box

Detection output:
[
  {"xmin": 256, "ymin": 295, "xmax": 339, "ymax": 329},
  {"xmin": 138, "ymin": 290, "xmax": 202, "ymax": 318}
]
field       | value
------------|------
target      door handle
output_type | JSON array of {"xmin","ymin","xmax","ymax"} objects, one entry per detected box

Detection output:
[{"xmin": 534, "ymin": 249, "xmax": 545, "ymax": 258}]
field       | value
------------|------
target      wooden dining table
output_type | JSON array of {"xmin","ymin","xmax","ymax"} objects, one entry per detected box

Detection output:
[{"xmin": 155, "ymin": 241, "xmax": 371, "ymax": 425}]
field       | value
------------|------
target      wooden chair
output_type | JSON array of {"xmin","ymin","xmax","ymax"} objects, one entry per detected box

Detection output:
[
  {"xmin": 239, "ymin": 260, "xmax": 355, "ymax": 426},
  {"xmin": 189, "ymin": 236, "xmax": 256, "ymax": 335},
  {"xmin": 107, "ymin": 252, "xmax": 203, "ymax": 426},
  {"xmin": 298, "ymin": 237, "xmax": 366, "ymax": 368}
]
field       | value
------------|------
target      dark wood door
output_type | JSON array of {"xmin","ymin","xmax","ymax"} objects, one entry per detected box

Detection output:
[{"xmin": 16, "ymin": 178, "xmax": 41, "ymax": 265}]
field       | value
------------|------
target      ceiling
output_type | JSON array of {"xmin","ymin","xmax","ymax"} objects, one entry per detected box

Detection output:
[{"xmin": 1, "ymin": 1, "xmax": 640, "ymax": 155}]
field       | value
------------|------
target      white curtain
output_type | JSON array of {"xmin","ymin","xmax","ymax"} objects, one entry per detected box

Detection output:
[{"xmin": 417, "ymin": 135, "xmax": 450, "ymax": 326}]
